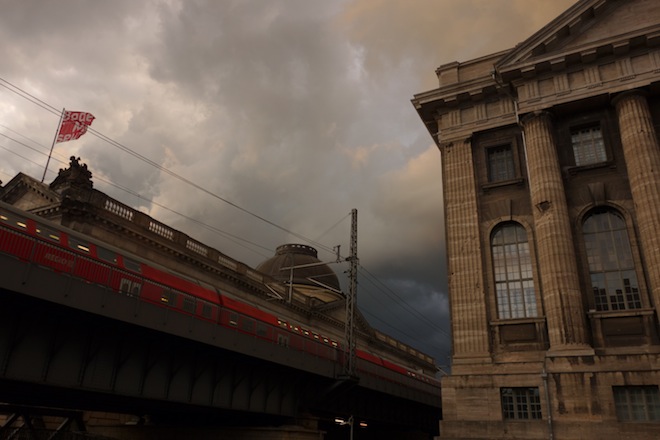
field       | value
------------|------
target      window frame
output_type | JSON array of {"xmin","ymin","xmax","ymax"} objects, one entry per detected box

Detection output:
[
  {"xmin": 475, "ymin": 130, "xmax": 525, "ymax": 191},
  {"xmin": 182, "ymin": 295, "xmax": 195, "ymax": 313},
  {"xmin": 613, "ymin": 385, "xmax": 660, "ymax": 422},
  {"xmin": 35, "ymin": 223, "xmax": 61, "ymax": 243},
  {"xmin": 486, "ymin": 143, "xmax": 517, "ymax": 183},
  {"xmin": 501, "ymin": 387, "xmax": 542, "ymax": 420},
  {"xmin": 160, "ymin": 289, "xmax": 178, "ymax": 306},
  {"xmin": 570, "ymin": 123, "xmax": 608, "ymax": 167},
  {"xmin": 581, "ymin": 208, "xmax": 643, "ymax": 312},
  {"xmin": 490, "ymin": 222, "xmax": 538, "ymax": 320}
]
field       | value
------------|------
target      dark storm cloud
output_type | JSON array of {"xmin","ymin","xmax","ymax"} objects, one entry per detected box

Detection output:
[{"xmin": 0, "ymin": 0, "xmax": 575, "ymax": 364}]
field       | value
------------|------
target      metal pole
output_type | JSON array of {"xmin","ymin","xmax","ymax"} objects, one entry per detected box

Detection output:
[
  {"xmin": 42, "ymin": 108, "xmax": 65, "ymax": 183},
  {"xmin": 344, "ymin": 209, "xmax": 358, "ymax": 377}
]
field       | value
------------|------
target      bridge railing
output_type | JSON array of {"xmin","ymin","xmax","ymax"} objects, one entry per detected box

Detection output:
[{"xmin": 373, "ymin": 330, "xmax": 435, "ymax": 365}]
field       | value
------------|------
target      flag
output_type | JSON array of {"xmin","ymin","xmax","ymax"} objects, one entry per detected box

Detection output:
[{"xmin": 56, "ymin": 111, "xmax": 95, "ymax": 143}]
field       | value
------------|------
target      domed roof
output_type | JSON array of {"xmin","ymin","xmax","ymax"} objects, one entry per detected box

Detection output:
[{"xmin": 256, "ymin": 244, "xmax": 343, "ymax": 303}]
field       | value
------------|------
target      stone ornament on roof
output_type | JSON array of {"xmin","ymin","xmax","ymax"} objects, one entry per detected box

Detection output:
[{"xmin": 49, "ymin": 156, "xmax": 93, "ymax": 192}]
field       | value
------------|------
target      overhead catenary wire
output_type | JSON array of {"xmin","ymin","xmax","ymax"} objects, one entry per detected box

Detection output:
[
  {"xmin": 0, "ymin": 134, "xmax": 274, "ymax": 259},
  {"xmin": 359, "ymin": 265, "xmax": 450, "ymax": 338},
  {"xmin": 0, "ymin": 76, "xmax": 335, "ymax": 255},
  {"xmin": 0, "ymin": 75, "xmax": 449, "ymax": 347},
  {"xmin": 360, "ymin": 307, "xmax": 420, "ymax": 342}
]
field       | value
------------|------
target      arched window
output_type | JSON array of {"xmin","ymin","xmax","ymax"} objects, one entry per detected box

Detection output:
[
  {"xmin": 491, "ymin": 223, "xmax": 537, "ymax": 319},
  {"xmin": 583, "ymin": 209, "xmax": 641, "ymax": 311}
]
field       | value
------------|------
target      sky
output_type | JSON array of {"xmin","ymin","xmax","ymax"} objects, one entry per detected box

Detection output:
[{"xmin": 0, "ymin": 0, "xmax": 575, "ymax": 368}]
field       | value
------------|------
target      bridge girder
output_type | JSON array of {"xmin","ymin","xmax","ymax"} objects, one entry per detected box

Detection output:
[{"xmin": 0, "ymin": 254, "xmax": 440, "ymax": 435}]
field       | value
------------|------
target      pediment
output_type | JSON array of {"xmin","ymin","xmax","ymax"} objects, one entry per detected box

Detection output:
[
  {"xmin": 0, "ymin": 172, "xmax": 62, "ymax": 211},
  {"xmin": 496, "ymin": 0, "xmax": 660, "ymax": 79}
]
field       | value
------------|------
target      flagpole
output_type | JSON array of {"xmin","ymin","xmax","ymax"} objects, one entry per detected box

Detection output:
[{"xmin": 42, "ymin": 108, "xmax": 66, "ymax": 183}]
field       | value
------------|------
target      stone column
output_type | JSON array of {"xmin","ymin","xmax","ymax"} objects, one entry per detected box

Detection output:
[
  {"xmin": 521, "ymin": 112, "xmax": 590, "ymax": 351},
  {"xmin": 442, "ymin": 138, "xmax": 490, "ymax": 364},
  {"xmin": 613, "ymin": 91, "xmax": 660, "ymax": 316}
]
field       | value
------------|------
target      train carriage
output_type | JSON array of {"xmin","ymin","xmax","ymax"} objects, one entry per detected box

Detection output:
[{"xmin": 0, "ymin": 201, "xmax": 441, "ymax": 394}]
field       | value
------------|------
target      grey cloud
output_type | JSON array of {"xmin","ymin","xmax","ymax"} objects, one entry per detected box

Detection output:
[{"xmin": 0, "ymin": 0, "xmax": 576, "ymax": 365}]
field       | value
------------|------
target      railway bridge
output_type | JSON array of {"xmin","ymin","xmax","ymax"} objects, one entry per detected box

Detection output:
[{"xmin": 0, "ymin": 160, "xmax": 442, "ymax": 439}]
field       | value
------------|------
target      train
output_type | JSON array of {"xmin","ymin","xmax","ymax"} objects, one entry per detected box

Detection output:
[{"xmin": 0, "ymin": 200, "xmax": 441, "ymax": 395}]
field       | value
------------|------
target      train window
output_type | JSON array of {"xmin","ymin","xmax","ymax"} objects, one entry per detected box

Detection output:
[
  {"xmin": 256, "ymin": 323, "xmax": 268, "ymax": 337},
  {"xmin": 229, "ymin": 313, "xmax": 238, "ymax": 326},
  {"xmin": 240, "ymin": 318, "xmax": 255, "ymax": 333},
  {"xmin": 0, "ymin": 212, "xmax": 27, "ymax": 229},
  {"xmin": 182, "ymin": 296, "xmax": 195, "ymax": 313},
  {"xmin": 201, "ymin": 303, "xmax": 213, "ymax": 318},
  {"xmin": 35, "ymin": 224, "xmax": 60, "ymax": 242},
  {"xmin": 123, "ymin": 257, "xmax": 141, "ymax": 273},
  {"xmin": 278, "ymin": 334, "xmax": 289, "ymax": 347},
  {"xmin": 97, "ymin": 247, "xmax": 117, "ymax": 264},
  {"xmin": 120, "ymin": 279, "xmax": 141, "ymax": 297},
  {"xmin": 161, "ymin": 290, "xmax": 177, "ymax": 305},
  {"xmin": 68, "ymin": 237, "xmax": 91, "ymax": 253}
]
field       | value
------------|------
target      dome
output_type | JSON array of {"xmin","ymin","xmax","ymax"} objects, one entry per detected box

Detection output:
[{"xmin": 256, "ymin": 244, "xmax": 343, "ymax": 303}]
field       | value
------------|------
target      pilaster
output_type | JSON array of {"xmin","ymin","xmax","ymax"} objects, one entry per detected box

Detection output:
[{"xmin": 521, "ymin": 112, "xmax": 590, "ymax": 351}]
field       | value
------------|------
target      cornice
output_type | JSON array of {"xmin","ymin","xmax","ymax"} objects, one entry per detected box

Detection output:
[
  {"xmin": 496, "ymin": 0, "xmax": 617, "ymax": 69},
  {"xmin": 413, "ymin": 76, "xmax": 500, "ymax": 110},
  {"xmin": 414, "ymin": 0, "xmax": 660, "ymax": 146},
  {"xmin": 498, "ymin": 24, "xmax": 660, "ymax": 83}
]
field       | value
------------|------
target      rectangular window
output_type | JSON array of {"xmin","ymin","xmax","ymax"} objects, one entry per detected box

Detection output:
[
  {"xmin": 240, "ymin": 318, "xmax": 255, "ymax": 333},
  {"xmin": 571, "ymin": 125, "xmax": 606, "ymax": 166},
  {"xmin": 256, "ymin": 323, "xmax": 268, "ymax": 337},
  {"xmin": 0, "ymin": 212, "xmax": 27, "ymax": 229},
  {"xmin": 123, "ymin": 257, "xmax": 141, "ymax": 273},
  {"xmin": 201, "ymin": 303, "xmax": 213, "ymax": 319},
  {"xmin": 35, "ymin": 224, "xmax": 61, "ymax": 242},
  {"xmin": 96, "ymin": 246, "xmax": 117, "ymax": 264},
  {"xmin": 487, "ymin": 145, "xmax": 516, "ymax": 182},
  {"xmin": 161, "ymin": 289, "xmax": 177, "ymax": 305},
  {"xmin": 613, "ymin": 386, "xmax": 660, "ymax": 422},
  {"xmin": 501, "ymin": 387, "xmax": 542, "ymax": 420},
  {"xmin": 182, "ymin": 296, "xmax": 195, "ymax": 313},
  {"xmin": 68, "ymin": 237, "xmax": 90, "ymax": 253},
  {"xmin": 121, "ymin": 279, "xmax": 142, "ymax": 297}
]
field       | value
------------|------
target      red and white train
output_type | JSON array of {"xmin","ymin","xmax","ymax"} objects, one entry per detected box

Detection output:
[{"xmin": 0, "ymin": 200, "xmax": 441, "ymax": 395}]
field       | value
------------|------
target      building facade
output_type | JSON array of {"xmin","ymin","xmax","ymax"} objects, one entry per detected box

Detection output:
[{"xmin": 413, "ymin": 0, "xmax": 660, "ymax": 438}]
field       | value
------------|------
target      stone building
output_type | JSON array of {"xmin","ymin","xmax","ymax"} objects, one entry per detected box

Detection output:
[{"xmin": 412, "ymin": 0, "xmax": 660, "ymax": 438}]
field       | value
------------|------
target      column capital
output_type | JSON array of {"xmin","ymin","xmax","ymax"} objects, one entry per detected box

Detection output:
[
  {"xmin": 611, "ymin": 89, "xmax": 648, "ymax": 108},
  {"xmin": 520, "ymin": 110, "xmax": 554, "ymax": 127}
]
